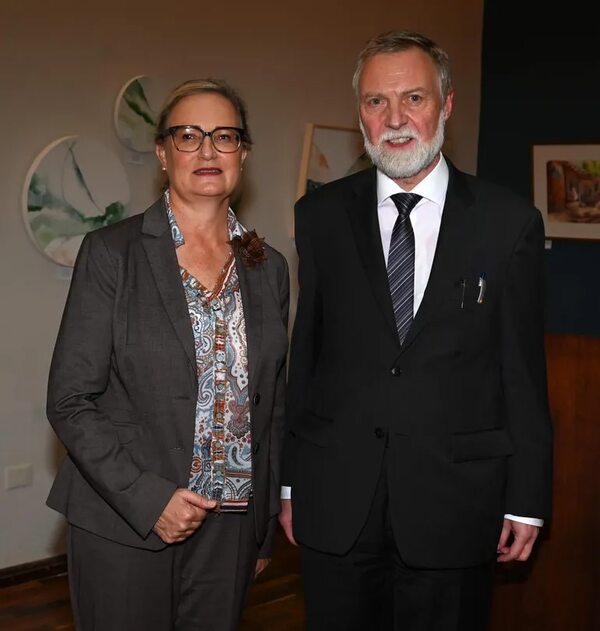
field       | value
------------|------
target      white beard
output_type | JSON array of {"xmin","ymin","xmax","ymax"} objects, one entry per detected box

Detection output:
[{"xmin": 360, "ymin": 110, "xmax": 446, "ymax": 180}]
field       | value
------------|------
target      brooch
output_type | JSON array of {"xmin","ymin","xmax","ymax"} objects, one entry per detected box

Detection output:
[{"xmin": 228, "ymin": 230, "xmax": 267, "ymax": 268}]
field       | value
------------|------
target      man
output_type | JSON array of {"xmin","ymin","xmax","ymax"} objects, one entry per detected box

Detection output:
[{"xmin": 279, "ymin": 31, "xmax": 552, "ymax": 630}]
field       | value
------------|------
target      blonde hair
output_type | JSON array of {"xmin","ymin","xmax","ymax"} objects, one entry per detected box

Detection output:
[{"xmin": 155, "ymin": 78, "xmax": 252, "ymax": 148}]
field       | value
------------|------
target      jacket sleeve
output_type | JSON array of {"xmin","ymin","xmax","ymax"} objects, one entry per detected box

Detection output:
[
  {"xmin": 46, "ymin": 230, "xmax": 176, "ymax": 538},
  {"xmin": 259, "ymin": 252, "xmax": 290, "ymax": 559},
  {"xmin": 500, "ymin": 209, "xmax": 553, "ymax": 519},
  {"xmin": 281, "ymin": 198, "xmax": 322, "ymax": 486}
]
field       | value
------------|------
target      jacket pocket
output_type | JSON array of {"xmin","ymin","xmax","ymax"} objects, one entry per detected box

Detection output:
[{"xmin": 451, "ymin": 428, "xmax": 513, "ymax": 463}]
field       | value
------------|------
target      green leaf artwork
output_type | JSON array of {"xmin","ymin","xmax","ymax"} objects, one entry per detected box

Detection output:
[
  {"xmin": 115, "ymin": 75, "xmax": 162, "ymax": 153},
  {"xmin": 24, "ymin": 136, "xmax": 130, "ymax": 266}
]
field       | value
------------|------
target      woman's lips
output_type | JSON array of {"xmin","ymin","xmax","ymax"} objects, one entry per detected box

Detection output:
[{"xmin": 193, "ymin": 168, "xmax": 222, "ymax": 175}]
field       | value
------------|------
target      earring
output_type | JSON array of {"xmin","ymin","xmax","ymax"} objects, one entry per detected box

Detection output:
[{"xmin": 161, "ymin": 165, "xmax": 166, "ymax": 171}]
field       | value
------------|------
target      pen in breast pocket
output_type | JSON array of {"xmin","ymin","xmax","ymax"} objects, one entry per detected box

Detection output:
[
  {"xmin": 477, "ymin": 273, "xmax": 487, "ymax": 304},
  {"xmin": 460, "ymin": 279, "xmax": 466, "ymax": 309}
]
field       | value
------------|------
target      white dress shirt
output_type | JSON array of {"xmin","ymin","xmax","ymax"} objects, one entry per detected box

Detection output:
[{"xmin": 282, "ymin": 155, "xmax": 542, "ymax": 528}]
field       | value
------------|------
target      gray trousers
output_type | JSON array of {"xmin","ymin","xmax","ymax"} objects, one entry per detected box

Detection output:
[{"xmin": 68, "ymin": 504, "xmax": 259, "ymax": 631}]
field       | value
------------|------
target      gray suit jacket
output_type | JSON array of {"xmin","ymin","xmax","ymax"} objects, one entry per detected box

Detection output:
[{"xmin": 47, "ymin": 198, "xmax": 289, "ymax": 557}]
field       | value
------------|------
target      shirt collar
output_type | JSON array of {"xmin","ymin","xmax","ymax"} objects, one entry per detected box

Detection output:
[
  {"xmin": 376, "ymin": 154, "xmax": 449, "ymax": 206},
  {"xmin": 164, "ymin": 189, "xmax": 244, "ymax": 249}
]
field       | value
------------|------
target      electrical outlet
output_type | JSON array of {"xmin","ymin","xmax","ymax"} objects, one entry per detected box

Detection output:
[{"xmin": 4, "ymin": 463, "xmax": 34, "ymax": 490}]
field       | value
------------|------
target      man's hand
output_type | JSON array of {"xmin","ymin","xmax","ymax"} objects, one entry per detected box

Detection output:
[
  {"xmin": 255, "ymin": 558, "xmax": 271, "ymax": 577},
  {"xmin": 279, "ymin": 499, "xmax": 297, "ymax": 546},
  {"xmin": 153, "ymin": 489, "xmax": 216, "ymax": 544},
  {"xmin": 496, "ymin": 518, "xmax": 539, "ymax": 562}
]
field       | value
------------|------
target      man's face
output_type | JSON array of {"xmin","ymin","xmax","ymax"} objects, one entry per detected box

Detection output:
[{"xmin": 358, "ymin": 48, "xmax": 453, "ymax": 185}]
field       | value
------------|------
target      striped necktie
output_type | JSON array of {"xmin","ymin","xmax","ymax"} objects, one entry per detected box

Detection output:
[{"xmin": 387, "ymin": 193, "xmax": 422, "ymax": 344}]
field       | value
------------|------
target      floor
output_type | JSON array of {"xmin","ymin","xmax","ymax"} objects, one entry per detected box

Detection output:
[{"xmin": 0, "ymin": 530, "xmax": 306, "ymax": 631}]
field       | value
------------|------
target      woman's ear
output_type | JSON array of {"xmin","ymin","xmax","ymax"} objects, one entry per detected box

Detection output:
[{"xmin": 155, "ymin": 143, "xmax": 167, "ymax": 171}]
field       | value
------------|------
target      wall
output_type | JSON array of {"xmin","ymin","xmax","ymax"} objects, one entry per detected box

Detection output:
[
  {"xmin": 0, "ymin": 0, "xmax": 484, "ymax": 568},
  {"xmin": 477, "ymin": 1, "xmax": 600, "ymax": 335},
  {"xmin": 478, "ymin": 4, "xmax": 599, "ymax": 628},
  {"xmin": 490, "ymin": 335, "xmax": 600, "ymax": 630}
]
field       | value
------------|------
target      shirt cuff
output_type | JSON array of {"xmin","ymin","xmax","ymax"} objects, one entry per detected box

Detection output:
[
  {"xmin": 504, "ymin": 514, "xmax": 544, "ymax": 527},
  {"xmin": 280, "ymin": 485, "xmax": 292, "ymax": 500}
]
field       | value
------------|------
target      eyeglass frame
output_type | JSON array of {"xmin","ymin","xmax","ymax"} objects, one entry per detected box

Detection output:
[{"xmin": 158, "ymin": 124, "xmax": 246, "ymax": 153}]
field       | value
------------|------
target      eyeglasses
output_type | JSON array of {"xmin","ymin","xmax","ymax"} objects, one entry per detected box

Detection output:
[{"xmin": 160, "ymin": 125, "xmax": 244, "ymax": 153}]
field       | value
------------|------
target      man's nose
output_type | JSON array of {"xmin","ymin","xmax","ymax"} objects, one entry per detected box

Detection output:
[{"xmin": 385, "ymin": 101, "xmax": 408, "ymax": 129}]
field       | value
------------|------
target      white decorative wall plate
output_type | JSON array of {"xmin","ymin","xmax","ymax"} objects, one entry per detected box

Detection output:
[
  {"xmin": 22, "ymin": 136, "xmax": 130, "ymax": 267},
  {"xmin": 114, "ymin": 75, "xmax": 162, "ymax": 153}
]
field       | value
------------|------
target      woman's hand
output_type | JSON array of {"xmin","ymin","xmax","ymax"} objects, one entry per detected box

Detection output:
[{"xmin": 153, "ymin": 489, "xmax": 216, "ymax": 544}]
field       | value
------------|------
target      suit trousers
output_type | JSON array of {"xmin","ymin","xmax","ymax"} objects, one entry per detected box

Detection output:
[
  {"xmin": 67, "ymin": 502, "xmax": 259, "ymax": 631},
  {"xmin": 300, "ymin": 453, "xmax": 494, "ymax": 631}
]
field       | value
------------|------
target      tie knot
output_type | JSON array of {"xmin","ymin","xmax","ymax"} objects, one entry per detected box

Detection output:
[{"xmin": 391, "ymin": 193, "xmax": 422, "ymax": 218}]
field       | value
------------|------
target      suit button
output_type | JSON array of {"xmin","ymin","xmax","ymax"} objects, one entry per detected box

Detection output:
[
  {"xmin": 391, "ymin": 366, "xmax": 402, "ymax": 376},
  {"xmin": 253, "ymin": 393, "xmax": 261, "ymax": 405},
  {"xmin": 374, "ymin": 427, "xmax": 385, "ymax": 439},
  {"xmin": 252, "ymin": 442, "xmax": 260, "ymax": 454}
]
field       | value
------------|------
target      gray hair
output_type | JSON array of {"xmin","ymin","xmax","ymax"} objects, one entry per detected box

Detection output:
[{"xmin": 352, "ymin": 31, "xmax": 452, "ymax": 101}]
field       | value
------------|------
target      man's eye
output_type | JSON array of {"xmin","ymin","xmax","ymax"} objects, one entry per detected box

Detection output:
[
  {"xmin": 367, "ymin": 97, "xmax": 382, "ymax": 106},
  {"xmin": 408, "ymin": 94, "xmax": 423, "ymax": 104}
]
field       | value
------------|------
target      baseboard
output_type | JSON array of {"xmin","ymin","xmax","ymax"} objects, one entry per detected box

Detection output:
[{"xmin": 0, "ymin": 554, "xmax": 67, "ymax": 588}]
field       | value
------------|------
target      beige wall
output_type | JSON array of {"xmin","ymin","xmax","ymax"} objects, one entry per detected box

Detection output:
[{"xmin": 0, "ymin": 0, "xmax": 483, "ymax": 568}]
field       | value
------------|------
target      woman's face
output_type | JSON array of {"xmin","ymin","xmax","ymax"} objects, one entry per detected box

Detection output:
[{"xmin": 156, "ymin": 93, "xmax": 247, "ymax": 204}]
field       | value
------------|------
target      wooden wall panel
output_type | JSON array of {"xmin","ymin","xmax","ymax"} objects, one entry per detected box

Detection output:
[{"xmin": 490, "ymin": 334, "xmax": 600, "ymax": 631}]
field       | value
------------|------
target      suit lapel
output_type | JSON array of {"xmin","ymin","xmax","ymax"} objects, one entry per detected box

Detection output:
[
  {"xmin": 141, "ymin": 199, "xmax": 196, "ymax": 370},
  {"xmin": 402, "ymin": 163, "xmax": 476, "ymax": 349},
  {"xmin": 236, "ymin": 254, "xmax": 263, "ymax": 393},
  {"xmin": 346, "ymin": 168, "xmax": 399, "ymax": 341}
]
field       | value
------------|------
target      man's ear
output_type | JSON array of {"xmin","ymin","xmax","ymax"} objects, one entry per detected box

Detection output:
[{"xmin": 443, "ymin": 89, "xmax": 455, "ymax": 121}]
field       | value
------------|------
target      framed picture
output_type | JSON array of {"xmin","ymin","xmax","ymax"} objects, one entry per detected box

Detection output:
[
  {"xmin": 532, "ymin": 144, "xmax": 600, "ymax": 240},
  {"xmin": 296, "ymin": 123, "xmax": 371, "ymax": 199}
]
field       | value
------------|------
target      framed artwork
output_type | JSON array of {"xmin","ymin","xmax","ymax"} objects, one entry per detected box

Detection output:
[
  {"xmin": 532, "ymin": 144, "xmax": 600, "ymax": 240},
  {"xmin": 296, "ymin": 123, "xmax": 371, "ymax": 199},
  {"xmin": 22, "ymin": 136, "xmax": 130, "ymax": 266},
  {"xmin": 114, "ymin": 75, "xmax": 163, "ymax": 153}
]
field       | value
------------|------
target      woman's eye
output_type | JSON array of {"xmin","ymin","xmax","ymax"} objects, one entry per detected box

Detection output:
[{"xmin": 176, "ymin": 130, "xmax": 197, "ymax": 143}]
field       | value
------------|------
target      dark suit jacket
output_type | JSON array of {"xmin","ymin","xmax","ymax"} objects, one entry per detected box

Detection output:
[
  {"xmin": 282, "ymin": 162, "xmax": 553, "ymax": 568},
  {"xmin": 47, "ymin": 198, "xmax": 289, "ymax": 557}
]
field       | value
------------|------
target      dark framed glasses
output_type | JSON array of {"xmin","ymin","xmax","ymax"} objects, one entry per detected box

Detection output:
[{"xmin": 160, "ymin": 125, "xmax": 244, "ymax": 153}]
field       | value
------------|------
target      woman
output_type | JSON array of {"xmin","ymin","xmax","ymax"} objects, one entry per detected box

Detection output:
[{"xmin": 46, "ymin": 79, "xmax": 290, "ymax": 630}]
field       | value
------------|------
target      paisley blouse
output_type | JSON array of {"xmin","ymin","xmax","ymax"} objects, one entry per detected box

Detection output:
[{"xmin": 165, "ymin": 190, "xmax": 252, "ymax": 513}]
